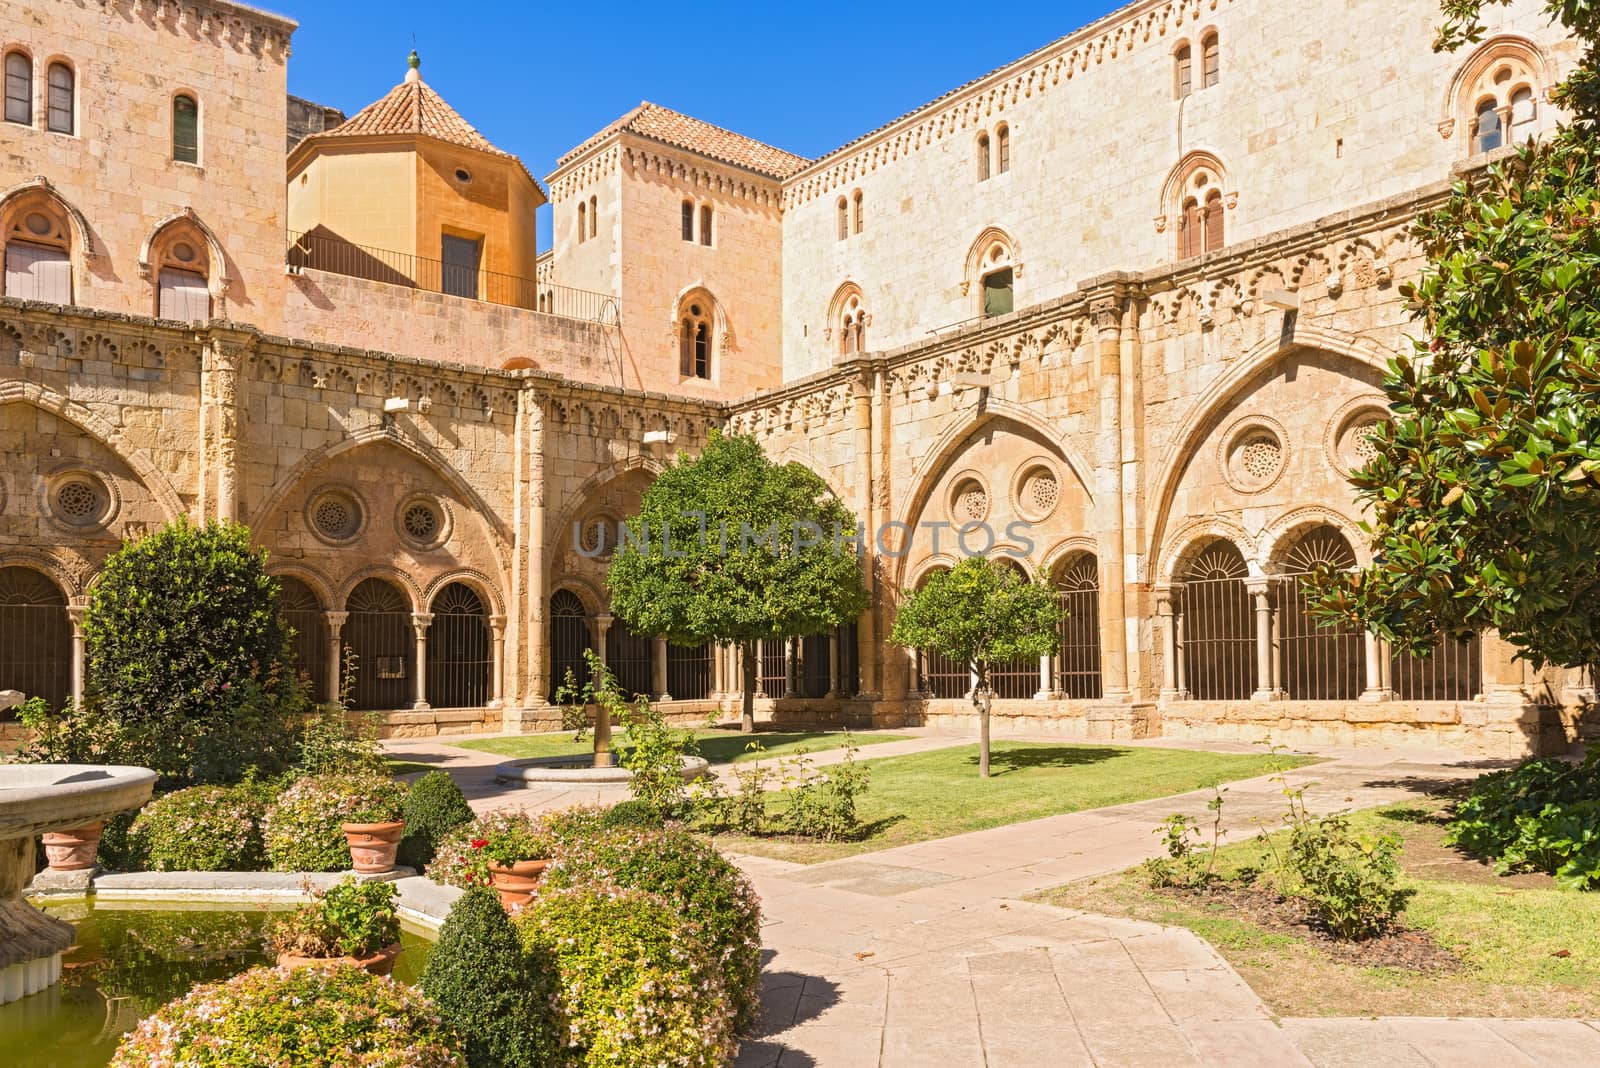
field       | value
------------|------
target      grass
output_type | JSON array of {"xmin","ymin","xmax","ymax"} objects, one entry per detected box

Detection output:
[
  {"xmin": 711, "ymin": 741, "xmax": 1318, "ymax": 864},
  {"xmin": 386, "ymin": 759, "xmax": 435, "ymax": 777},
  {"xmin": 454, "ymin": 728, "xmax": 910, "ymax": 766},
  {"xmin": 1038, "ymin": 798, "xmax": 1600, "ymax": 1018}
]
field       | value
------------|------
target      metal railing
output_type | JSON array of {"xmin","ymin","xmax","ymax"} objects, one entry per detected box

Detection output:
[
  {"xmin": 287, "ymin": 230, "xmax": 620, "ymax": 325},
  {"xmin": 1273, "ymin": 574, "xmax": 1365, "ymax": 700},
  {"xmin": 1056, "ymin": 561, "xmax": 1104, "ymax": 700},
  {"xmin": 1393, "ymin": 635, "xmax": 1483, "ymax": 701},
  {"xmin": 667, "ymin": 642, "xmax": 713, "ymax": 701}
]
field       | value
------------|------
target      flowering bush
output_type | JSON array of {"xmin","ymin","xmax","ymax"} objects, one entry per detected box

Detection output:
[
  {"xmin": 428, "ymin": 810, "xmax": 557, "ymax": 888},
  {"xmin": 127, "ymin": 782, "xmax": 271, "ymax": 872},
  {"xmin": 110, "ymin": 962, "xmax": 465, "ymax": 1067},
  {"xmin": 269, "ymin": 878, "xmax": 400, "ymax": 959},
  {"xmin": 262, "ymin": 773, "xmax": 408, "ymax": 872},
  {"xmin": 516, "ymin": 884, "xmax": 735, "ymax": 1068},
  {"xmin": 543, "ymin": 826, "xmax": 763, "ymax": 1032}
]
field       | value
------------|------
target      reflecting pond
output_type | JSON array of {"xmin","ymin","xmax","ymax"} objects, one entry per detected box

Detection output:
[{"xmin": 0, "ymin": 901, "xmax": 435, "ymax": 1068}]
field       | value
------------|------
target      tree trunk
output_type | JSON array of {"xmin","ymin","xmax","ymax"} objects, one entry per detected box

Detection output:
[
  {"xmin": 741, "ymin": 640, "xmax": 757, "ymax": 733},
  {"xmin": 974, "ymin": 662, "xmax": 991, "ymax": 779}
]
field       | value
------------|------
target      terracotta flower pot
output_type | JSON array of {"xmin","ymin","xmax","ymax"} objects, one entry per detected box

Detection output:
[
  {"xmin": 486, "ymin": 858, "xmax": 550, "ymax": 911},
  {"xmin": 41, "ymin": 821, "xmax": 105, "ymax": 872},
  {"xmin": 342, "ymin": 820, "xmax": 405, "ymax": 874},
  {"xmin": 276, "ymin": 941, "xmax": 403, "ymax": 977}
]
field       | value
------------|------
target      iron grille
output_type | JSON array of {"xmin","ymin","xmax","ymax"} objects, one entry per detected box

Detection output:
[
  {"xmin": 799, "ymin": 633, "xmax": 831, "ymax": 698},
  {"xmin": 921, "ymin": 649, "xmax": 969, "ymax": 699},
  {"xmin": 344, "ymin": 578, "xmax": 413, "ymax": 711},
  {"xmin": 607, "ymin": 621, "xmax": 654, "ymax": 699},
  {"xmin": 1393, "ymin": 634, "xmax": 1483, "ymax": 700},
  {"xmin": 427, "ymin": 583, "xmax": 491, "ymax": 709},
  {"xmin": 277, "ymin": 576, "xmax": 330, "ymax": 702},
  {"xmin": 0, "ymin": 566, "xmax": 71, "ymax": 712},
  {"xmin": 758, "ymin": 639, "xmax": 789, "ymax": 697},
  {"xmin": 989, "ymin": 656, "xmax": 1037, "ymax": 699},
  {"xmin": 837, "ymin": 622, "xmax": 860, "ymax": 697},
  {"xmin": 1055, "ymin": 555, "xmax": 1103, "ymax": 699},
  {"xmin": 667, "ymin": 642, "xmax": 712, "ymax": 700},
  {"xmin": 1181, "ymin": 544, "xmax": 1256, "ymax": 700},
  {"xmin": 1273, "ymin": 526, "xmax": 1363, "ymax": 700},
  {"xmin": 548, "ymin": 590, "xmax": 592, "ymax": 701}
]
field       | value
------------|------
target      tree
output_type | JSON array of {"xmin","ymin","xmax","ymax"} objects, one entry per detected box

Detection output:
[
  {"xmin": 1308, "ymin": 0, "xmax": 1600, "ymax": 678},
  {"xmin": 889, "ymin": 557, "xmax": 1062, "ymax": 778},
  {"xmin": 83, "ymin": 518, "xmax": 305, "ymax": 786},
  {"xmin": 607, "ymin": 432, "xmax": 869, "ymax": 732}
]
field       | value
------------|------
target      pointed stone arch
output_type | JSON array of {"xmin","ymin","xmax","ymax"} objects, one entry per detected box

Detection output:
[
  {"xmin": 1438, "ymin": 33, "xmax": 1557, "ymax": 141},
  {"xmin": 138, "ymin": 207, "xmax": 234, "ymax": 307},
  {"xmin": 0, "ymin": 176, "xmax": 96, "ymax": 260}
]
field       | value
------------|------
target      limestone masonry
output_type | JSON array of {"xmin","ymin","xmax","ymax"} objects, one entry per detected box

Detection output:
[{"xmin": 0, "ymin": 0, "xmax": 1586, "ymax": 753}]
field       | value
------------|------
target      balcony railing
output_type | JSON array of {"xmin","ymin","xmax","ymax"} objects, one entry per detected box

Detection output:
[{"xmin": 287, "ymin": 229, "xmax": 620, "ymax": 325}]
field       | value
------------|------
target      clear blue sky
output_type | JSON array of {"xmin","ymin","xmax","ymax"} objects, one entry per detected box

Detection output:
[{"xmin": 279, "ymin": 0, "xmax": 1121, "ymax": 248}]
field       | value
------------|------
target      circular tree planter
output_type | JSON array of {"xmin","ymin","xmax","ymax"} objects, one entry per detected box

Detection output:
[
  {"xmin": 277, "ymin": 941, "xmax": 403, "ymax": 977},
  {"xmin": 40, "ymin": 821, "xmax": 105, "ymax": 872},
  {"xmin": 486, "ymin": 859, "xmax": 551, "ymax": 911},
  {"xmin": 342, "ymin": 820, "xmax": 405, "ymax": 874},
  {"xmin": 493, "ymin": 754, "xmax": 710, "ymax": 786}
]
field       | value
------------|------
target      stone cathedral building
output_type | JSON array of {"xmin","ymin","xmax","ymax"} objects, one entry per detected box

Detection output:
[{"xmin": 0, "ymin": 0, "xmax": 1585, "ymax": 754}]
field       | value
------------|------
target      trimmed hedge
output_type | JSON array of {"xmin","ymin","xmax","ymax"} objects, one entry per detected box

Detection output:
[{"xmin": 399, "ymin": 771, "xmax": 475, "ymax": 871}]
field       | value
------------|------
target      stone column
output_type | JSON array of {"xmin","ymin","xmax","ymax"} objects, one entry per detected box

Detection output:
[
  {"xmin": 1482, "ymin": 629, "xmax": 1530, "ymax": 704},
  {"xmin": 201, "ymin": 331, "xmax": 250, "ymax": 524},
  {"xmin": 653, "ymin": 636, "xmax": 670, "ymax": 701},
  {"xmin": 411, "ymin": 613, "xmax": 433, "ymax": 711},
  {"xmin": 1035, "ymin": 654, "xmax": 1052, "ymax": 700},
  {"xmin": 782, "ymin": 638, "xmax": 797, "ymax": 698},
  {"xmin": 712, "ymin": 640, "xmax": 726, "ymax": 697},
  {"xmin": 1359, "ymin": 631, "xmax": 1390, "ymax": 702},
  {"xmin": 488, "ymin": 615, "xmax": 506, "ymax": 707},
  {"xmin": 1174, "ymin": 604, "xmax": 1189, "ymax": 697},
  {"xmin": 827, "ymin": 632, "xmax": 840, "ymax": 698},
  {"xmin": 594, "ymin": 614, "xmax": 612, "ymax": 665},
  {"xmin": 66, "ymin": 606, "xmax": 85, "ymax": 707},
  {"xmin": 1156, "ymin": 587, "xmax": 1179, "ymax": 699},
  {"xmin": 1246, "ymin": 579, "xmax": 1280, "ymax": 701},
  {"xmin": 525, "ymin": 395, "xmax": 550, "ymax": 706},
  {"xmin": 325, "ymin": 611, "xmax": 347, "ymax": 705},
  {"xmin": 1092, "ymin": 295, "xmax": 1131, "ymax": 700},
  {"xmin": 850, "ymin": 368, "xmax": 880, "ymax": 699},
  {"xmin": 754, "ymin": 640, "xmax": 768, "ymax": 699}
]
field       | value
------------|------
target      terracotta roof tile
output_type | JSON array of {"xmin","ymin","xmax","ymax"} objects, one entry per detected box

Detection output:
[
  {"xmin": 558, "ymin": 102, "xmax": 809, "ymax": 179},
  {"xmin": 323, "ymin": 71, "xmax": 511, "ymax": 158}
]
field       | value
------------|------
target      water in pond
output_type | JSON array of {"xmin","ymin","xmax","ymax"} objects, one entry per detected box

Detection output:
[{"xmin": 0, "ymin": 901, "xmax": 435, "ymax": 1068}]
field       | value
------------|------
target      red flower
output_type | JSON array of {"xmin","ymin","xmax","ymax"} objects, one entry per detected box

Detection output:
[{"xmin": 470, "ymin": 838, "xmax": 489, "ymax": 850}]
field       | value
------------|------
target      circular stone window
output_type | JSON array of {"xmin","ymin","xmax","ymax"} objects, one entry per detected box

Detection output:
[
  {"xmin": 307, "ymin": 489, "xmax": 363, "ymax": 544},
  {"xmin": 1219, "ymin": 418, "xmax": 1290, "ymax": 494},
  {"xmin": 950, "ymin": 478, "xmax": 990, "ymax": 524},
  {"xmin": 171, "ymin": 241, "xmax": 198, "ymax": 264},
  {"xmin": 579, "ymin": 514, "xmax": 615, "ymax": 558},
  {"xmin": 394, "ymin": 495, "xmax": 451, "ymax": 550},
  {"xmin": 454, "ymin": 168, "xmax": 472, "ymax": 184},
  {"xmin": 1015, "ymin": 464, "xmax": 1060, "ymax": 521},
  {"xmin": 49, "ymin": 473, "xmax": 112, "ymax": 528},
  {"xmin": 24, "ymin": 212, "xmax": 52, "ymax": 237},
  {"xmin": 1323, "ymin": 397, "xmax": 1391, "ymax": 474}
]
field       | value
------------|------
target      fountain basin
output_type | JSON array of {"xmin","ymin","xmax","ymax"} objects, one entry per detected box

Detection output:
[{"xmin": 494, "ymin": 753, "xmax": 710, "ymax": 785}]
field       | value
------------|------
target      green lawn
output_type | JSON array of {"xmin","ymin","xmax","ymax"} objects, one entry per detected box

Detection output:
[
  {"xmin": 711, "ymin": 742, "xmax": 1318, "ymax": 864},
  {"xmin": 455, "ymin": 728, "xmax": 909, "ymax": 766},
  {"xmin": 1039, "ymin": 799, "xmax": 1600, "ymax": 1018}
]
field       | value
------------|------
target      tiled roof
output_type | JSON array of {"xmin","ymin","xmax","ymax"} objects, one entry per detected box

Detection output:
[
  {"xmin": 558, "ymin": 102, "xmax": 809, "ymax": 179},
  {"xmin": 322, "ymin": 70, "xmax": 512, "ymax": 159}
]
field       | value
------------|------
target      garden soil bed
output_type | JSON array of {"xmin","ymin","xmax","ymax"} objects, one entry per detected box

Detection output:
[{"xmin": 1157, "ymin": 881, "xmax": 1464, "ymax": 973}]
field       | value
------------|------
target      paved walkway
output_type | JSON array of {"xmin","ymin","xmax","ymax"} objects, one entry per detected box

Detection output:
[{"xmin": 387, "ymin": 730, "xmax": 1598, "ymax": 1066}]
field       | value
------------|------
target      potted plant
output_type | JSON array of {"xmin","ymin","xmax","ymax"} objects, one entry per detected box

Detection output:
[
  {"xmin": 433, "ymin": 811, "xmax": 556, "ymax": 910},
  {"xmin": 338, "ymin": 776, "xmax": 408, "ymax": 874},
  {"xmin": 269, "ymin": 878, "xmax": 403, "ymax": 976},
  {"xmin": 41, "ymin": 820, "xmax": 106, "ymax": 871}
]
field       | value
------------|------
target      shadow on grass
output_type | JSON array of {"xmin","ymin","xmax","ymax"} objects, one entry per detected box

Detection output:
[
  {"xmin": 967, "ymin": 745, "xmax": 1130, "ymax": 776},
  {"xmin": 695, "ymin": 731, "xmax": 860, "ymax": 765}
]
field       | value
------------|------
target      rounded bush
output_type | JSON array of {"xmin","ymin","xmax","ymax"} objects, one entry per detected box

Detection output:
[
  {"xmin": 516, "ymin": 884, "xmax": 735, "ymax": 1068},
  {"xmin": 111, "ymin": 962, "xmax": 465, "ymax": 1068},
  {"xmin": 421, "ymin": 886, "xmax": 555, "ymax": 1067},
  {"xmin": 544, "ymin": 826, "xmax": 762, "ymax": 1032},
  {"xmin": 600, "ymin": 798, "xmax": 666, "ymax": 831},
  {"xmin": 399, "ymin": 771, "xmax": 475, "ymax": 872},
  {"xmin": 263, "ymin": 773, "xmax": 408, "ymax": 872},
  {"xmin": 128, "ymin": 784, "xmax": 269, "ymax": 872}
]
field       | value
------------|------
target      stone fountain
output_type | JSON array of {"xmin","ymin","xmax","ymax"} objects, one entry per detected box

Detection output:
[{"xmin": 0, "ymin": 762, "xmax": 154, "ymax": 1003}]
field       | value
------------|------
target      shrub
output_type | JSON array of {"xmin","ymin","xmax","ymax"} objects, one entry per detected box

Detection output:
[
  {"xmin": 1447, "ymin": 751, "xmax": 1600, "ymax": 888},
  {"xmin": 127, "ymin": 783, "xmax": 269, "ymax": 872},
  {"xmin": 782, "ymin": 737, "xmax": 869, "ymax": 841},
  {"xmin": 399, "ymin": 771, "xmax": 475, "ymax": 871},
  {"xmin": 421, "ymin": 886, "xmax": 556, "ymax": 1068},
  {"xmin": 544, "ymin": 826, "xmax": 763, "ymax": 1034},
  {"xmin": 428, "ymin": 810, "xmax": 556, "ymax": 889},
  {"xmin": 599, "ymin": 798, "xmax": 665, "ymax": 831},
  {"xmin": 263, "ymin": 773, "xmax": 408, "ymax": 872},
  {"xmin": 516, "ymin": 884, "xmax": 735, "ymax": 1068},
  {"xmin": 269, "ymin": 878, "xmax": 400, "ymax": 959},
  {"xmin": 297, "ymin": 645, "xmax": 389, "ymax": 778},
  {"xmin": 1286, "ymin": 813, "xmax": 1405, "ymax": 940},
  {"xmin": 82, "ymin": 519, "xmax": 306, "ymax": 788},
  {"xmin": 619, "ymin": 694, "xmax": 697, "ymax": 819},
  {"xmin": 110, "ymin": 962, "xmax": 465, "ymax": 1068}
]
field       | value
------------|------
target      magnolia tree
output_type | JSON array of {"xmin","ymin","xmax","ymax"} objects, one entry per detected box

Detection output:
[
  {"xmin": 890, "ymin": 557, "xmax": 1062, "ymax": 778},
  {"xmin": 606, "ymin": 432, "xmax": 869, "ymax": 733},
  {"xmin": 1308, "ymin": 0, "xmax": 1600, "ymax": 678}
]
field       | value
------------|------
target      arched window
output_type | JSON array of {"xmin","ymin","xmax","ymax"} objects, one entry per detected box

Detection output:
[
  {"xmin": 836, "ymin": 197, "xmax": 848, "ymax": 241},
  {"xmin": 1510, "ymin": 86, "xmax": 1536, "ymax": 142},
  {"xmin": 577, "ymin": 202, "xmax": 587, "ymax": 244},
  {"xmin": 427, "ymin": 582, "xmax": 491, "ymax": 709},
  {"xmin": 913, "ymin": 571, "xmax": 968, "ymax": 698},
  {"xmin": 987, "ymin": 559, "xmax": 1039, "ymax": 699},
  {"xmin": 277, "ymin": 576, "xmax": 331, "ymax": 703},
  {"xmin": 1166, "ymin": 156, "xmax": 1228, "ymax": 260},
  {"xmin": 3, "ymin": 192, "xmax": 73, "ymax": 303},
  {"xmin": 1203, "ymin": 189, "xmax": 1224, "ymax": 253},
  {"xmin": 852, "ymin": 190, "xmax": 863, "ymax": 234},
  {"xmin": 1054, "ymin": 555, "xmax": 1102, "ymax": 699},
  {"xmin": 0, "ymin": 566, "xmax": 71, "ymax": 712},
  {"xmin": 996, "ymin": 125, "xmax": 1011, "ymax": 174},
  {"xmin": 977, "ymin": 131, "xmax": 991, "ymax": 181},
  {"xmin": 1180, "ymin": 196, "xmax": 1202, "ymax": 259},
  {"xmin": 700, "ymin": 203, "xmax": 713, "ymax": 246},
  {"xmin": 548, "ymin": 590, "xmax": 592, "ymax": 701},
  {"xmin": 343, "ymin": 578, "xmax": 413, "ymax": 712},
  {"xmin": 150, "ymin": 221, "xmax": 212, "ymax": 321},
  {"xmin": 1174, "ymin": 43, "xmax": 1193, "ymax": 99},
  {"xmin": 679, "ymin": 300, "xmax": 712, "ymax": 379},
  {"xmin": 680, "ymin": 199, "xmax": 694, "ymax": 242},
  {"xmin": 172, "ymin": 93, "xmax": 199, "ymax": 164},
  {"xmin": 1201, "ymin": 32, "xmax": 1220, "ymax": 88},
  {"xmin": 1272, "ymin": 526, "xmax": 1363, "ymax": 700},
  {"xmin": 4, "ymin": 51, "xmax": 31, "ymax": 126},
  {"xmin": 967, "ymin": 231, "xmax": 1017, "ymax": 318},
  {"xmin": 589, "ymin": 195, "xmax": 598, "ymax": 239},
  {"xmin": 1178, "ymin": 542, "xmax": 1254, "ymax": 700},
  {"xmin": 1475, "ymin": 98, "xmax": 1503, "ymax": 153},
  {"xmin": 45, "ymin": 62, "xmax": 72, "ymax": 134},
  {"xmin": 838, "ymin": 291, "xmax": 867, "ymax": 355},
  {"xmin": 606, "ymin": 619, "xmax": 653, "ymax": 699}
]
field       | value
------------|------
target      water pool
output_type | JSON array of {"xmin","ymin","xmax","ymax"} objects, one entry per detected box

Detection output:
[{"xmin": 1, "ymin": 901, "xmax": 435, "ymax": 1068}]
